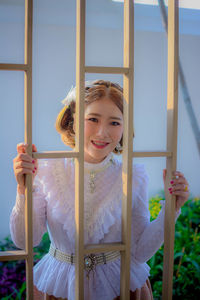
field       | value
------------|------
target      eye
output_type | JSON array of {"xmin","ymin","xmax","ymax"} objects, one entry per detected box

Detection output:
[
  {"xmin": 88, "ymin": 117, "xmax": 98, "ymax": 123},
  {"xmin": 111, "ymin": 121, "xmax": 120, "ymax": 126}
]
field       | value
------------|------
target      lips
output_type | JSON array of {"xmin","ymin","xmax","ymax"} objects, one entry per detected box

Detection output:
[{"xmin": 91, "ymin": 140, "xmax": 109, "ymax": 149}]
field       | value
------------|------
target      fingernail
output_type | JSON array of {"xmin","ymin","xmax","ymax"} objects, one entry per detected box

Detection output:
[
  {"xmin": 32, "ymin": 160, "xmax": 35, "ymax": 164},
  {"xmin": 34, "ymin": 167, "xmax": 37, "ymax": 170},
  {"xmin": 170, "ymin": 180, "xmax": 174, "ymax": 184},
  {"xmin": 168, "ymin": 187, "xmax": 172, "ymax": 191},
  {"xmin": 170, "ymin": 191, "xmax": 172, "ymax": 194},
  {"xmin": 32, "ymin": 170, "xmax": 35, "ymax": 173}
]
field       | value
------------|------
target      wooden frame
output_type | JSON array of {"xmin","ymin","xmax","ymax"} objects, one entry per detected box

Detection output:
[
  {"xmin": 162, "ymin": 1, "xmax": 179, "ymax": 299},
  {"xmin": 0, "ymin": 1, "xmax": 34, "ymax": 299},
  {"xmin": 0, "ymin": 1, "xmax": 179, "ymax": 299}
]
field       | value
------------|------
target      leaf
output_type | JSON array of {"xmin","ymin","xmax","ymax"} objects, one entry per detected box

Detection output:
[
  {"xmin": 19, "ymin": 281, "xmax": 26, "ymax": 295},
  {"xmin": 174, "ymin": 251, "xmax": 184, "ymax": 260},
  {"xmin": 185, "ymin": 258, "xmax": 200, "ymax": 273}
]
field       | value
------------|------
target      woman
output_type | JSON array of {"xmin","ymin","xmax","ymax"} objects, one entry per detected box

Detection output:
[{"xmin": 11, "ymin": 80, "xmax": 189, "ymax": 300}]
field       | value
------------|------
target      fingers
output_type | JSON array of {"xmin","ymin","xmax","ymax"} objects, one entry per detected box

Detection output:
[
  {"xmin": 14, "ymin": 160, "xmax": 36, "ymax": 172},
  {"xmin": 16, "ymin": 143, "xmax": 37, "ymax": 163},
  {"xmin": 17, "ymin": 142, "xmax": 28, "ymax": 154},
  {"xmin": 17, "ymin": 142, "xmax": 38, "ymax": 154},
  {"xmin": 15, "ymin": 166, "xmax": 35, "ymax": 176},
  {"xmin": 14, "ymin": 143, "xmax": 38, "ymax": 178},
  {"xmin": 13, "ymin": 157, "xmax": 37, "ymax": 181},
  {"xmin": 32, "ymin": 144, "xmax": 38, "ymax": 152},
  {"xmin": 167, "ymin": 170, "xmax": 189, "ymax": 198},
  {"xmin": 14, "ymin": 153, "xmax": 33, "ymax": 164},
  {"xmin": 163, "ymin": 170, "xmax": 189, "ymax": 211},
  {"xmin": 168, "ymin": 183, "xmax": 189, "ymax": 194},
  {"xmin": 166, "ymin": 170, "xmax": 188, "ymax": 187},
  {"xmin": 172, "ymin": 171, "xmax": 186, "ymax": 180},
  {"xmin": 169, "ymin": 177, "xmax": 189, "ymax": 186}
]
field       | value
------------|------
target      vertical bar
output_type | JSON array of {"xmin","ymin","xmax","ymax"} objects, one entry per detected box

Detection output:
[
  {"xmin": 75, "ymin": 0, "xmax": 85, "ymax": 299},
  {"xmin": 120, "ymin": 0, "xmax": 134, "ymax": 299},
  {"xmin": 162, "ymin": 0, "xmax": 179, "ymax": 299},
  {"xmin": 24, "ymin": 0, "xmax": 33, "ymax": 299}
]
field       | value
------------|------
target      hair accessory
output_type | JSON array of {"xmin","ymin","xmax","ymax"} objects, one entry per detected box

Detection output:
[
  {"xmin": 61, "ymin": 80, "xmax": 98, "ymax": 106},
  {"xmin": 184, "ymin": 185, "xmax": 188, "ymax": 192},
  {"xmin": 61, "ymin": 85, "xmax": 75, "ymax": 106}
]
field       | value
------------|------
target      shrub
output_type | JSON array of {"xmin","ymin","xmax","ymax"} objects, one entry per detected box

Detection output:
[
  {"xmin": 0, "ymin": 233, "xmax": 50, "ymax": 299},
  {"xmin": 148, "ymin": 195, "xmax": 200, "ymax": 299}
]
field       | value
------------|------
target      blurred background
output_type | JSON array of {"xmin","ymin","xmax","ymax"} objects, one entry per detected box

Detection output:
[{"xmin": 0, "ymin": 0, "xmax": 199, "ymax": 240}]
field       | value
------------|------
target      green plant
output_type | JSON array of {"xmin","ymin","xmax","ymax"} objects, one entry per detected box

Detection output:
[
  {"xmin": 0, "ymin": 233, "xmax": 50, "ymax": 299},
  {"xmin": 148, "ymin": 195, "xmax": 200, "ymax": 299}
]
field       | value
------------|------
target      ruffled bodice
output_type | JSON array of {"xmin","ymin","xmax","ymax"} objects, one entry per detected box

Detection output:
[
  {"xmin": 40, "ymin": 153, "xmax": 125, "ymax": 247},
  {"xmin": 10, "ymin": 154, "xmax": 173, "ymax": 300}
]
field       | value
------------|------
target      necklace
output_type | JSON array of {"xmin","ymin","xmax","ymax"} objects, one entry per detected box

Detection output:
[{"xmin": 85, "ymin": 156, "xmax": 115, "ymax": 193}]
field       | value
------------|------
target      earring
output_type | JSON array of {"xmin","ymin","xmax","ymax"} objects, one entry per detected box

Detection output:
[{"xmin": 115, "ymin": 142, "xmax": 123, "ymax": 153}]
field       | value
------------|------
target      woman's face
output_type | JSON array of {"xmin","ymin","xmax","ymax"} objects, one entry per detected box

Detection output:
[{"xmin": 83, "ymin": 97, "xmax": 123, "ymax": 163}]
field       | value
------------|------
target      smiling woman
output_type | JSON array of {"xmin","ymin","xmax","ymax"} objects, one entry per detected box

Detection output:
[{"xmin": 10, "ymin": 79, "xmax": 190, "ymax": 300}]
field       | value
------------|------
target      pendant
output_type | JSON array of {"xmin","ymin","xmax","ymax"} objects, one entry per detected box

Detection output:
[
  {"xmin": 89, "ymin": 171, "xmax": 96, "ymax": 193},
  {"xmin": 87, "ymin": 156, "xmax": 115, "ymax": 193}
]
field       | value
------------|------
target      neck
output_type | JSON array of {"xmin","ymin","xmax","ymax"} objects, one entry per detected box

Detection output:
[{"xmin": 84, "ymin": 154, "xmax": 108, "ymax": 164}]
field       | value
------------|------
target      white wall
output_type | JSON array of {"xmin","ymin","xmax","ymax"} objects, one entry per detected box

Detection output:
[{"xmin": 0, "ymin": 0, "xmax": 200, "ymax": 240}]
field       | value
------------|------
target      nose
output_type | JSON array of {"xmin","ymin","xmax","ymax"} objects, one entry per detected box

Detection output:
[{"xmin": 96, "ymin": 123, "xmax": 109, "ymax": 138}]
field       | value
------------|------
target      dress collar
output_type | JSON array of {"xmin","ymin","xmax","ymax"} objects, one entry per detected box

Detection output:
[{"xmin": 84, "ymin": 152, "xmax": 115, "ymax": 172}]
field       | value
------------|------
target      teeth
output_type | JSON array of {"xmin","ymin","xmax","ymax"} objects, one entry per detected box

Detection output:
[{"xmin": 93, "ymin": 141, "xmax": 107, "ymax": 146}]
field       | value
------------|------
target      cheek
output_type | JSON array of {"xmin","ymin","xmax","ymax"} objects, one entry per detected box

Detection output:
[
  {"xmin": 111, "ymin": 126, "xmax": 123, "ymax": 141},
  {"xmin": 84, "ymin": 121, "xmax": 94, "ymax": 139}
]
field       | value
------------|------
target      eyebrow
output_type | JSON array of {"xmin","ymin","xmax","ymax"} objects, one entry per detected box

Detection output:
[{"xmin": 87, "ymin": 113, "xmax": 122, "ymax": 121}]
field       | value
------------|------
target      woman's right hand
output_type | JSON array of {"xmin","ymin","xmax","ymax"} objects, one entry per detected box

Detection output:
[{"xmin": 13, "ymin": 143, "xmax": 38, "ymax": 194}]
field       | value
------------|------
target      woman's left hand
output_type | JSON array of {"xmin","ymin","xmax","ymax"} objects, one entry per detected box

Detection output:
[{"xmin": 163, "ymin": 170, "xmax": 189, "ymax": 212}]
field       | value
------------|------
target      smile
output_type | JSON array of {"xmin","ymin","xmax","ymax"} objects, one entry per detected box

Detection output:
[{"xmin": 91, "ymin": 140, "xmax": 109, "ymax": 149}]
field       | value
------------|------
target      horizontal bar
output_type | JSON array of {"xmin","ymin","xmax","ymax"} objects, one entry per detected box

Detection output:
[
  {"xmin": 32, "ymin": 151, "xmax": 79, "ymax": 159},
  {"xmin": 85, "ymin": 66, "xmax": 129, "ymax": 74},
  {"xmin": 0, "ymin": 63, "xmax": 29, "ymax": 71},
  {"xmin": 84, "ymin": 243, "xmax": 126, "ymax": 254},
  {"xmin": 32, "ymin": 151, "xmax": 171, "ymax": 159},
  {"xmin": 32, "ymin": 151, "xmax": 172, "ymax": 159},
  {"xmin": 133, "ymin": 151, "xmax": 172, "ymax": 157},
  {"xmin": 0, "ymin": 250, "xmax": 27, "ymax": 261}
]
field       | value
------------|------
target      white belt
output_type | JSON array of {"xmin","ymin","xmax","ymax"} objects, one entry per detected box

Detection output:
[{"xmin": 49, "ymin": 244, "xmax": 120, "ymax": 274}]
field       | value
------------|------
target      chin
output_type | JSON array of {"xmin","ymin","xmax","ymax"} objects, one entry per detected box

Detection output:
[
  {"xmin": 92, "ymin": 152, "xmax": 107, "ymax": 160},
  {"xmin": 86, "ymin": 150, "xmax": 110, "ymax": 162}
]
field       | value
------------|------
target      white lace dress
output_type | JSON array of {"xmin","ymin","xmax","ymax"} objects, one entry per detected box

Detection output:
[{"xmin": 10, "ymin": 153, "xmax": 178, "ymax": 300}]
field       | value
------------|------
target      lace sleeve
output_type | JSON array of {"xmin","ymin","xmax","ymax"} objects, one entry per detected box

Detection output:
[
  {"xmin": 10, "ymin": 160, "xmax": 48, "ymax": 249},
  {"xmin": 131, "ymin": 165, "xmax": 181, "ymax": 263},
  {"xmin": 132, "ymin": 206, "xmax": 165, "ymax": 263},
  {"xmin": 131, "ymin": 164, "xmax": 159, "ymax": 263}
]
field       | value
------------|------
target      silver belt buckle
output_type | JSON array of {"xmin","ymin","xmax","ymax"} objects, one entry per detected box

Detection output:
[{"xmin": 84, "ymin": 254, "xmax": 97, "ymax": 276}]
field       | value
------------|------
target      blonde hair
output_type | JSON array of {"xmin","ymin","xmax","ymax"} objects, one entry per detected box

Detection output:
[{"xmin": 55, "ymin": 80, "xmax": 125, "ymax": 154}]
